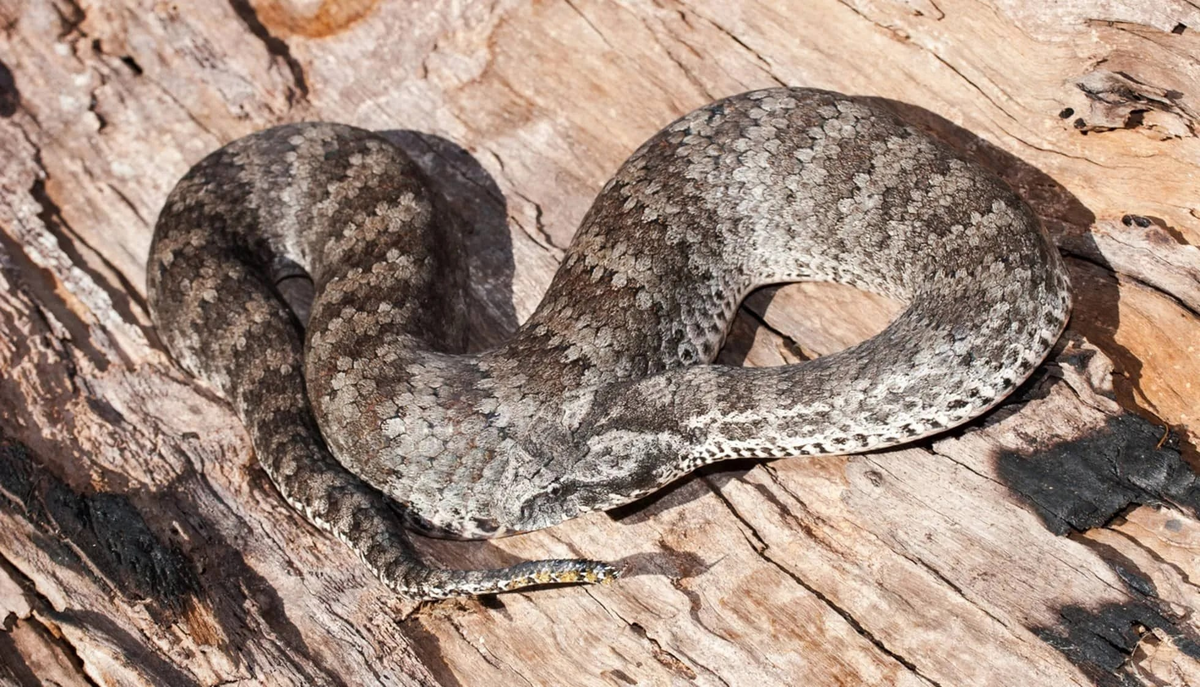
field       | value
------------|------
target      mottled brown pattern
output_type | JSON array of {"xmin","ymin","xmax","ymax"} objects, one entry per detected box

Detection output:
[
  {"xmin": 146, "ymin": 88, "xmax": 1071, "ymax": 598},
  {"xmin": 256, "ymin": 0, "xmax": 380, "ymax": 38}
]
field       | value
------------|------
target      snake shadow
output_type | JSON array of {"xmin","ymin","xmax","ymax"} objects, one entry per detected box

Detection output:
[
  {"xmin": 278, "ymin": 130, "xmax": 520, "ymax": 345},
  {"xmin": 379, "ymin": 130, "xmax": 520, "ymax": 348}
]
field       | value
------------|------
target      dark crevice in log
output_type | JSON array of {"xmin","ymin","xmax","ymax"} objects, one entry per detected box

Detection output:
[
  {"xmin": 119, "ymin": 54, "xmax": 143, "ymax": 76},
  {"xmin": 49, "ymin": 0, "xmax": 85, "ymax": 41},
  {"xmin": 995, "ymin": 413, "xmax": 1200, "ymax": 681},
  {"xmin": 584, "ymin": 586, "xmax": 729, "ymax": 686},
  {"xmin": 227, "ymin": 0, "xmax": 309, "ymax": 106},
  {"xmin": 995, "ymin": 414, "xmax": 1199, "ymax": 536},
  {"xmin": 0, "ymin": 434, "xmax": 198, "ymax": 613},
  {"xmin": 0, "ymin": 57, "xmax": 17, "ymax": 118},
  {"xmin": 29, "ymin": 174, "xmax": 154, "ymax": 357},
  {"xmin": 627, "ymin": 621, "xmax": 700, "ymax": 681},
  {"xmin": 1033, "ymin": 602, "xmax": 1200, "ymax": 687}
]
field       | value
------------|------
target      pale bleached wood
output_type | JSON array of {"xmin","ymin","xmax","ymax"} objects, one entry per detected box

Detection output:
[{"xmin": 1, "ymin": 1, "xmax": 1200, "ymax": 685}]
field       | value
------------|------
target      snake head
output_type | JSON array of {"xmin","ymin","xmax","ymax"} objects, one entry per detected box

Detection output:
[
  {"xmin": 514, "ymin": 428, "xmax": 693, "ymax": 532},
  {"xmin": 515, "ymin": 481, "xmax": 583, "ymax": 532}
]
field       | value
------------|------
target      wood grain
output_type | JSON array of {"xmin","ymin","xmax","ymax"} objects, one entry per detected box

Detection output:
[{"xmin": 1, "ymin": 0, "xmax": 1199, "ymax": 684}]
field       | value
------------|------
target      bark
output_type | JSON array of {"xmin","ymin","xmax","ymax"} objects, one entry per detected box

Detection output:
[{"xmin": 1, "ymin": 0, "xmax": 1199, "ymax": 685}]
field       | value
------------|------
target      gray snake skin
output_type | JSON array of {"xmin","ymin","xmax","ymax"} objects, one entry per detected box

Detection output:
[{"xmin": 147, "ymin": 88, "xmax": 1071, "ymax": 599}]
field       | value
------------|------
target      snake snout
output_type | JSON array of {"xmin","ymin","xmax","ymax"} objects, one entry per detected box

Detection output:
[{"xmin": 513, "ymin": 480, "xmax": 582, "ymax": 532}]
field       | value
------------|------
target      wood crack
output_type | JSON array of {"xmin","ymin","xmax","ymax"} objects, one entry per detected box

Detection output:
[
  {"xmin": 675, "ymin": 1, "xmax": 786, "ymax": 87},
  {"xmin": 892, "ymin": 546, "xmax": 1017, "ymax": 633},
  {"xmin": 835, "ymin": 0, "xmax": 1018, "ymax": 124},
  {"xmin": 738, "ymin": 300, "xmax": 810, "ymax": 362},
  {"xmin": 486, "ymin": 147, "xmax": 564, "ymax": 253},
  {"xmin": 562, "ymin": 0, "xmax": 614, "ymax": 51},
  {"xmin": 629, "ymin": 10, "xmax": 716, "ymax": 102},
  {"xmin": 104, "ymin": 181, "xmax": 148, "ymax": 227},
  {"xmin": 1062, "ymin": 250, "xmax": 1200, "ymax": 320},
  {"xmin": 703, "ymin": 477, "xmax": 942, "ymax": 686},
  {"xmin": 445, "ymin": 614, "xmax": 536, "ymax": 687},
  {"xmin": 657, "ymin": 36, "xmax": 716, "ymax": 102},
  {"xmin": 925, "ymin": 52, "xmax": 1019, "ymax": 124},
  {"xmin": 50, "ymin": 0, "xmax": 86, "ymax": 42},
  {"xmin": 510, "ymin": 190, "xmax": 560, "ymax": 251},
  {"xmin": 0, "ymin": 553, "xmax": 103, "ymax": 687},
  {"xmin": 226, "ymin": 0, "xmax": 309, "ymax": 106},
  {"xmin": 142, "ymin": 74, "xmax": 222, "ymax": 140},
  {"xmin": 1104, "ymin": 526, "xmax": 1199, "ymax": 591},
  {"xmin": 581, "ymin": 588, "xmax": 706, "ymax": 682}
]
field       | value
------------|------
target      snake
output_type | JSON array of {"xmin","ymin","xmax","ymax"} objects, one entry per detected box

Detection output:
[{"xmin": 146, "ymin": 87, "xmax": 1071, "ymax": 599}]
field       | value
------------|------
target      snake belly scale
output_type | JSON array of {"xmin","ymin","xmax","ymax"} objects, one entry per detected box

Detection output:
[{"xmin": 147, "ymin": 88, "xmax": 1071, "ymax": 599}]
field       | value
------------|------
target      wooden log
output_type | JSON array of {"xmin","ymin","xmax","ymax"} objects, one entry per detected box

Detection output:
[{"xmin": 1, "ymin": 0, "xmax": 1199, "ymax": 684}]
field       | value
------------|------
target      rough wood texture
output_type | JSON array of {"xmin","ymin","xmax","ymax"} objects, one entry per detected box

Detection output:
[{"xmin": 1, "ymin": 0, "xmax": 1199, "ymax": 685}]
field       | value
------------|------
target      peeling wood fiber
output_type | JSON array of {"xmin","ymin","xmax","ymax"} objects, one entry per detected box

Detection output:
[{"xmin": 2, "ymin": 0, "xmax": 1200, "ymax": 685}]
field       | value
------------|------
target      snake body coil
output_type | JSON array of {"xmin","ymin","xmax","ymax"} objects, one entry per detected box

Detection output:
[{"xmin": 147, "ymin": 88, "xmax": 1071, "ymax": 598}]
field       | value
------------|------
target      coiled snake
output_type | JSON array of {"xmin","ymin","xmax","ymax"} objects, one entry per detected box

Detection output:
[{"xmin": 147, "ymin": 88, "xmax": 1071, "ymax": 599}]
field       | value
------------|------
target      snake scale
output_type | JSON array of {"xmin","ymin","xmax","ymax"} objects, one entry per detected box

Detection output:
[{"xmin": 147, "ymin": 88, "xmax": 1071, "ymax": 599}]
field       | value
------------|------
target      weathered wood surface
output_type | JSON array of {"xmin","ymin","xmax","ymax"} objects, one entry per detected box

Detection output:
[{"xmin": 2, "ymin": 0, "xmax": 1200, "ymax": 685}]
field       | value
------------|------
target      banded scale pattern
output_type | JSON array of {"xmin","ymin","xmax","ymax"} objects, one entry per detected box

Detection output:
[{"xmin": 148, "ymin": 88, "xmax": 1070, "ymax": 598}]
